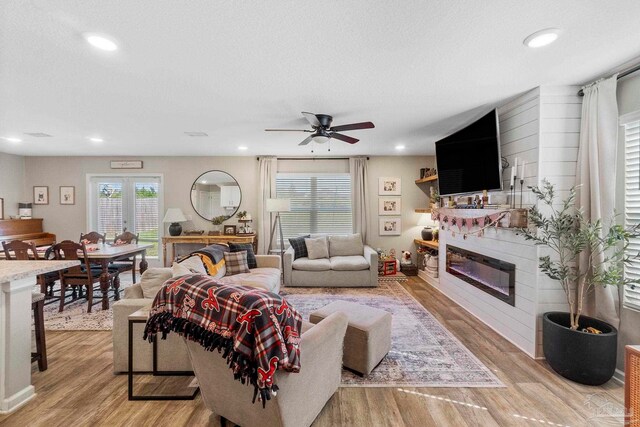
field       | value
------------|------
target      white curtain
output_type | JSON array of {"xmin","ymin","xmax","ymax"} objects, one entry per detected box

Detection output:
[
  {"xmin": 576, "ymin": 74, "xmax": 620, "ymax": 327},
  {"xmin": 258, "ymin": 157, "xmax": 277, "ymax": 254},
  {"xmin": 350, "ymin": 157, "xmax": 369, "ymax": 243}
]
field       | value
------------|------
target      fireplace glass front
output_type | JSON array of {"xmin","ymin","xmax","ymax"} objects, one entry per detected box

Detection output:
[{"xmin": 445, "ymin": 245, "xmax": 516, "ymax": 306}]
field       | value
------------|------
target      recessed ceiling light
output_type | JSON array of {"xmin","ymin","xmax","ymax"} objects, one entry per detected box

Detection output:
[
  {"xmin": 89, "ymin": 137, "xmax": 104, "ymax": 143},
  {"xmin": 395, "ymin": 145, "xmax": 405, "ymax": 150},
  {"xmin": 1, "ymin": 137, "xmax": 22, "ymax": 143},
  {"xmin": 523, "ymin": 28, "xmax": 561, "ymax": 48},
  {"xmin": 184, "ymin": 132, "xmax": 208, "ymax": 137},
  {"xmin": 83, "ymin": 33, "xmax": 118, "ymax": 51},
  {"xmin": 238, "ymin": 146, "xmax": 248, "ymax": 151}
]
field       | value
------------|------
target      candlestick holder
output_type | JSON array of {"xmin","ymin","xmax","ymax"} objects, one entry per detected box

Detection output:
[{"xmin": 520, "ymin": 178, "xmax": 524, "ymax": 209}]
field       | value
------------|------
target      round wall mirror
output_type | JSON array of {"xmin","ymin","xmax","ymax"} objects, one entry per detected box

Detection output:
[{"xmin": 190, "ymin": 170, "xmax": 242, "ymax": 221}]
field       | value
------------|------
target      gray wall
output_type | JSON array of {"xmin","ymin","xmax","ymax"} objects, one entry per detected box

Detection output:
[
  {"xmin": 20, "ymin": 155, "xmax": 432, "ymax": 264},
  {"xmin": 0, "ymin": 152, "xmax": 26, "ymax": 218},
  {"xmin": 617, "ymin": 72, "xmax": 640, "ymax": 371}
]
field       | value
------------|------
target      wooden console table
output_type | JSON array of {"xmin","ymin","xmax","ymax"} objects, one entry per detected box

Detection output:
[{"xmin": 162, "ymin": 234, "xmax": 257, "ymax": 267}]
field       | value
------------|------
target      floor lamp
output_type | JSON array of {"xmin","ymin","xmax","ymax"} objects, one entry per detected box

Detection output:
[{"xmin": 267, "ymin": 198, "xmax": 291, "ymax": 262}]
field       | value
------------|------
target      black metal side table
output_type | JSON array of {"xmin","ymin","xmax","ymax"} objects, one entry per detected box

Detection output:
[{"xmin": 127, "ymin": 307, "xmax": 199, "ymax": 400}]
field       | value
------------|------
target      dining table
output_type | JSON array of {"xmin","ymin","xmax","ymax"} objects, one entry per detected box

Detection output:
[{"xmin": 84, "ymin": 243, "xmax": 152, "ymax": 310}]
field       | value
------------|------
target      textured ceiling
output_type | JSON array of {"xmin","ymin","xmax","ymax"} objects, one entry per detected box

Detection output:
[{"xmin": 1, "ymin": 1, "xmax": 640, "ymax": 157}]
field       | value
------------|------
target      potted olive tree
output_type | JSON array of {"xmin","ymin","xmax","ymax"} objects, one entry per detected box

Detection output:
[{"xmin": 519, "ymin": 180, "xmax": 640, "ymax": 385}]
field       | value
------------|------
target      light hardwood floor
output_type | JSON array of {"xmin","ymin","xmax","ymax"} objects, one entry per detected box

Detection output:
[{"xmin": 0, "ymin": 277, "xmax": 625, "ymax": 427}]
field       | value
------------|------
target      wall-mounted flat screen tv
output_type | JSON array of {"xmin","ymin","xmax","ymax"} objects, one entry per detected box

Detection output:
[{"xmin": 435, "ymin": 109, "xmax": 502, "ymax": 196}]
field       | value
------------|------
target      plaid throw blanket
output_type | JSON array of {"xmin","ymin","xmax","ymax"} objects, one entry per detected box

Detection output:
[{"xmin": 143, "ymin": 274, "xmax": 302, "ymax": 406}]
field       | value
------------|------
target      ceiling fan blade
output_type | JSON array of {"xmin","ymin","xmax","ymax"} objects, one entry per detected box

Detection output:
[
  {"xmin": 302, "ymin": 112, "xmax": 320, "ymax": 127},
  {"xmin": 265, "ymin": 129, "xmax": 312, "ymax": 132},
  {"xmin": 330, "ymin": 121, "xmax": 375, "ymax": 132},
  {"xmin": 298, "ymin": 135, "xmax": 314, "ymax": 146},
  {"xmin": 331, "ymin": 133, "xmax": 359, "ymax": 144}
]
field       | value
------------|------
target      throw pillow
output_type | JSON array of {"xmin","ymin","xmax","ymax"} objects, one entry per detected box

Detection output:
[
  {"xmin": 171, "ymin": 262, "xmax": 193, "ymax": 277},
  {"xmin": 139, "ymin": 268, "xmax": 173, "ymax": 299},
  {"xmin": 329, "ymin": 234, "xmax": 364, "ymax": 257},
  {"xmin": 176, "ymin": 255, "xmax": 208, "ymax": 275},
  {"xmin": 228, "ymin": 242, "xmax": 257, "ymax": 269},
  {"xmin": 305, "ymin": 237, "xmax": 329, "ymax": 260},
  {"xmin": 288, "ymin": 235, "xmax": 311, "ymax": 260},
  {"xmin": 224, "ymin": 250, "xmax": 250, "ymax": 276}
]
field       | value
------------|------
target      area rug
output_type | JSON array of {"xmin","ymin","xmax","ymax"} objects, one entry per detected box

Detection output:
[
  {"xmin": 39, "ymin": 277, "xmax": 134, "ymax": 331},
  {"xmin": 281, "ymin": 281, "xmax": 504, "ymax": 388},
  {"xmin": 377, "ymin": 271, "xmax": 408, "ymax": 283}
]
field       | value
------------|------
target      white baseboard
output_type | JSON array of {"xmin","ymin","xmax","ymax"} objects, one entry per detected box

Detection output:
[{"xmin": 612, "ymin": 368, "xmax": 625, "ymax": 385}]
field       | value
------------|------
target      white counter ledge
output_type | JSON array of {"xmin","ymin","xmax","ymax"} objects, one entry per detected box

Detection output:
[
  {"xmin": 0, "ymin": 260, "xmax": 80, "ymax": 282},
  {"xmin": 0, "ymin": 259, "xmax": 80, "ymax": 414}
]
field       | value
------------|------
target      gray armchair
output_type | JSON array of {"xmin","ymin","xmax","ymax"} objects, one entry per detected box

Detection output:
[{"xmin": 185, "ymin": 312, "xmax": 349, "ymax": 427}]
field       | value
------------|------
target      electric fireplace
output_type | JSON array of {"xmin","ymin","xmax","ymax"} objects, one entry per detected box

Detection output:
[{"xmin": 446, "ymin": 245, "xmax": 516, "ymax": 306}]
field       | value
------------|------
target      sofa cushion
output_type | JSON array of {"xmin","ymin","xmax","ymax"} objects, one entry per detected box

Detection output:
[
  {"xmin": 224, "ymin": 250, "xmax": 250, "ymax": 276},
  {"xmin": 228, "ymin": 242, "xmax": 257, "ymax": 269},
  {"xmin": 139, "ymin": 268, "xmax": 173, "ymax": 299},
  {"xmin": 288, "ymin": 235, "xmax": 310, "ymax": 260},
  {"xmin": 292, "ymin": 257, "xmax": 332, "ymax": 271},
  {"xmin": 330, "ymin": 255, "xmax": 370, "ymax": 271},
  {"xmin": 218, "ymin": 267, "xmax": 280, "ymax": 292},
  {"xmin": 329, "ymin": 234, "xmax": 364, "ymax": 257},
  {"xmin": 305, "ymin": 237, "xmax": 329, "ymax": 260}
]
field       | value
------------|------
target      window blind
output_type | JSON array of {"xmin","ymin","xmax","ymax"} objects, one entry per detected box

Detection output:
[
  {"xmin": 276, "ymin": 173, "xmax": 353, "ymax": 242},
  {"xmin": 624, "ymin": 119, "xmax": 640, "ymax": 310}
]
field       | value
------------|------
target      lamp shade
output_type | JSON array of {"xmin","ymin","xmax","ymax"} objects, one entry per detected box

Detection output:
[
  {"xmin": 163, "ymin": 208, "xmax": 187, "ymax": 223},
  {"xmin": 266, "ymin": 198, "xmax": 291, "ymax": 212}
]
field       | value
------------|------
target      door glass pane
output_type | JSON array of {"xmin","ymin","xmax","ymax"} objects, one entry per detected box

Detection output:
[
  {"xmin": 134, "ymin": 182, "xmax": 159, "ymax": 257},
  {"xmin": 97, "ymin": 182, "xmax": 124, "ymax": 241}
]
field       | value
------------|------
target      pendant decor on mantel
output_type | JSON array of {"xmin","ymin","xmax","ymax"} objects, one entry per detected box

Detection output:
[{"xmin": 431, "ymin": 208, "xmax": 518, "ymax": 239}]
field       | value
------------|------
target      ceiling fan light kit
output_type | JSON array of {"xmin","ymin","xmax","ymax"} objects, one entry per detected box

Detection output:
[{"xmin": 266, "ymin": 112, "xmax": 375, "ymax": 149}]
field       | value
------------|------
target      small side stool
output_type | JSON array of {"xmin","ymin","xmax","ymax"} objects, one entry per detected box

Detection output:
[
  {"xmin": 32, "ymin": 292, "xmax": 47, "ymax": 371},
  {"xmin": 309, "ymin": 300, "xmax": 392, "ymax": 376}
]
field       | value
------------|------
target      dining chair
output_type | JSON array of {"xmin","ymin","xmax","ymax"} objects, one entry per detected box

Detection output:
[
  {"xmin": 110, "ymin": 231, "xmax": 140, "ymax": 282},
  {"xmin": 52, "ymin": 240, "xmax": 117, "ymax": 313},
  {"xmin": 79, "ymin": 231, "xmax": 106, "ymax": 244},
  {"xmin": 1, "ymin": 240, "xmax": 48, "ymax": 371}
]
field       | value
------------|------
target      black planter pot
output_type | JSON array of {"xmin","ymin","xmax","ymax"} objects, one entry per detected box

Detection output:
[{"xmin": 542, "ymin": 312, "xmax": 618, "ymax": 386}]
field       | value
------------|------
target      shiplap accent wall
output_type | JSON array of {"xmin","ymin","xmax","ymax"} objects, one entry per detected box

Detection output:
[
  {"xmin": 433, "ymin": 86, "xmax": 582, "ymax": 358},
  {"xmin": 535, "ymin": 86, "xmax": 582, "ymax": 356}
]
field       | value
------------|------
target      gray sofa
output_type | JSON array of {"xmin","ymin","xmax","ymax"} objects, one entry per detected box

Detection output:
[
  {"xmin": 283, "ymin": 234, "xmax": 378, "ymax": 287},
  {"xmin": 112, "ymin": 254, "xmax": 281, "ymax": 373}
]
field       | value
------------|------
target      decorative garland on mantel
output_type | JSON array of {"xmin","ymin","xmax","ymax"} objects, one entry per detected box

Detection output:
[{"xmin": 431, "ymin": 208, "xmax": 511, "ymax": 239}]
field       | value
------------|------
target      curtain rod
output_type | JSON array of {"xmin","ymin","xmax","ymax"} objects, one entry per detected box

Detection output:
[
  {"xmin": 577, "ymin": 62, "xmax": 640, "ymax": 96},
  {"xmin": 256, "ymin": 157, "xmax": 369, "ymax": 161}
]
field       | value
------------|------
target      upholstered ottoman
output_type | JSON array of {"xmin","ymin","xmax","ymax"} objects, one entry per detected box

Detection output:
[{"xmin": 309, "ymin": 300, "xmax": 392, "ymax": 375}]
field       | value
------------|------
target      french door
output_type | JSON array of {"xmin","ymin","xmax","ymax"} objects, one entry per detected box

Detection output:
[{"xmin": 88, "ymin": 175, "xmax": 163, "ymax": 258}]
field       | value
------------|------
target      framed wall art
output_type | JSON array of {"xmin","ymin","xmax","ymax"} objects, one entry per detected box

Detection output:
[
  {"xmin": 33, "ymin": 186, "xmax": 49, "ymax": 205},
  {"xmin": 60, "ymin": 186, "xmax": 75, "ymax": 205},
  {"xmin": 378, "ymin": 177, "xmax": 401, "ymax": 195},
  {"xmin": 224, "ymin": 225, "xmax": 237, "ymax": 235},
  {"xmin": 379, "ymin": 216, "xmax": 401, "ymax": 236},
  {"xmin": 378, "ymin": 197, "xmax": 401, "ymax": 215}
]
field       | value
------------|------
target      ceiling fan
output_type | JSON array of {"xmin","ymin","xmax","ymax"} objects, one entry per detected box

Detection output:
[{"xmin": 265, "ymin": 112, "xmax": 375, "ymax": 146}]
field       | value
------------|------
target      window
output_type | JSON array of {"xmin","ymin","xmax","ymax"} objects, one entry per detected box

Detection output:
[
  {"xmin": 88, "ymin": 175, "xmax": 162, "ymax": 257},
  {"xmin": 624, "ymin": 118, "xmax": 640, "ymax": 310},
  {"xmin": 276, "ymin": 173, "xmax": 352, "ymax": 242}
]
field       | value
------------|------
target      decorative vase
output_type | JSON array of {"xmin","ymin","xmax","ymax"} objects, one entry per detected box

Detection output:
[
  {"xmin": 168, "ymin": 222, "xmax": 183, "ymax": 236},
  {"xmin": 543, "ymin": 312, "xmax": 618, "ymax": 385},
  {"xmin": 210, "ymin": 224, "xmax": 222, "ymax": 236},
  {"xmin": 421, "ymin": 227, "xmax": 433, "ymax": 241}
]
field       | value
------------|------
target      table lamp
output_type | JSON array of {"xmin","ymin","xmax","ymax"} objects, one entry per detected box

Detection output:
[
  {"xmin": 266, "ymin": 198, "xmax": 291, "ymax": 260},
  {"xmin": 163, "ymin": 208, "xmax": 187, "ymax": 236}
]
